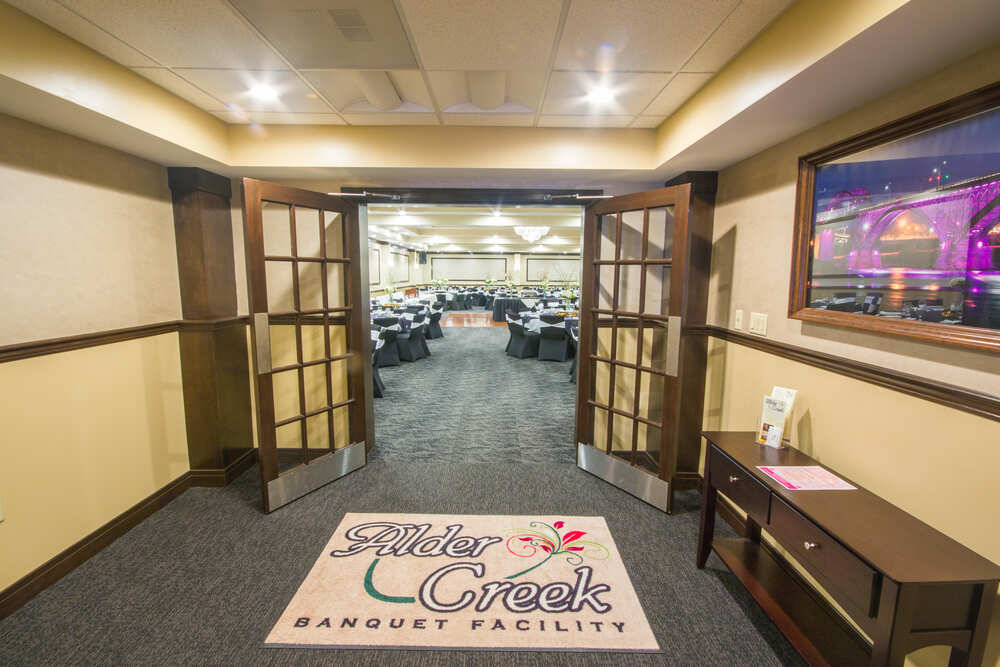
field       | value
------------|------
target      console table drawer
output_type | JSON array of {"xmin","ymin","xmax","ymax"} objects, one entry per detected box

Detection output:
[
  {"xmin": 709, "ymin": 448, "xmax": 770, "ymax": 524},
  {"xmin": 769, "ymin": 497, "xmax": 877, "ymax": 616}
]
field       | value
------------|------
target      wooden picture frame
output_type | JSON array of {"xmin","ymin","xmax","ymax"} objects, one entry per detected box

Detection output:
[{"xmin": 789, "ymin": 82, "xmax": 1000, "ymax": 352}]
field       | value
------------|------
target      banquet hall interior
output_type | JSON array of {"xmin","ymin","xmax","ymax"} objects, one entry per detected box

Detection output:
[
  {"xmin": 1, "ymin": 1, "xmax": 1000, "ymax": 666},
  {"xmin": 365, "ymin": 202, "xmax": 585, "ymax": 463}
]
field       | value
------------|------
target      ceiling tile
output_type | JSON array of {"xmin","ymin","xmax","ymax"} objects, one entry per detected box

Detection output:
[
  {"xmin": 132, "ymin": 68, "xmax": 227, "ymax": 111},
  {"xmin": 342, "ymin": 113, "xmax": 439, "ymax": 125},
  {"xmin": 302, "ymin": 70, "xmax": 432, "ymax": 111},
  {"xmin": 213, "ymin": 111, "xmax": 345, "ymax": 125},
  {"xmin": 442, "ymin": 114, "xmax": 534, "ymax": 126},
  {"xmin": 398, "ymin": 0, "xmax": 562, "ymax": 70},
  {"xmin": 176, "ymin": 69, "xmax": 331, "ymax": 112},
  {"xmin": 58, "ymin": 0, "xmax": 286, "ymax": 69},
  {"xmin": 427, "ymin": 71, "xmax": 545, "ymax": 112},
  {"xmin": 555, "ymin": 0, "xmax": 738, "ymax": 72},
  {"xmin": 300, "ymin": 70, "xmax": 362, "ymax": 109},
  {"xmin": 631, "ymin": 115, "xmax": 666, "ymax": 128},
  {"xmin": 228, "ymin": 0, "xmax": 418, "ymax": 69},
  {"xmin": 387, "ymin": 70, "xmax": 434, "ymax": 109},
  {"xmin": 425, "ymin": 71, "xmax": 466, "ymax": 109},
  {"xmin": 538, "ymin": 115, "xmax": 634, "ymax": 128},
  {"xmin": 6, "ymin": 0, "xmax": 158, "ymax": 67},
  {"xmin": 542, "ymin": 71, "xmax": 670, "ymax": 115},
  {"xmin": 685, "ymin": 0, "xmax": 795, "ymax": 72},
  {"xmin": 643, "ymin": 72, "xmax": 713, "ymax": 116}
]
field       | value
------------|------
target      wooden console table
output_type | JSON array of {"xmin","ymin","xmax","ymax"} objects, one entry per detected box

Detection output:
[{"xmin": 698, "ymin": 431, "xmax": 1000, "ymax": 667}]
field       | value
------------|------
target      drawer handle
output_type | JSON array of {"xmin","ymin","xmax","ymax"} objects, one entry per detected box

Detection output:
[
  {"xmin": 804, "ymin": 541, "xmax": 819, "ymax": 551},
  {"xmin": 728, "ymin": 475, "xmax": 739, "ymax": 483}
]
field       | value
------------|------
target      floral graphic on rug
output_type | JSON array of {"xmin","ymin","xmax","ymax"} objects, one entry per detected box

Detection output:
[{"xmin": 504, "ymin": 520, "xmax": 609, "ymax": 579}]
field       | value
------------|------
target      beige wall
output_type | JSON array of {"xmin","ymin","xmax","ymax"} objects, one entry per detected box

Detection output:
[
  {"xmin": 0, "ymin": 113, "xmax": 182, "ymax": 345},
  {"xmin": 0, "ymin": 116, "xmax": 190, "ymax": 590},
  {"xmin": 0, "ymin": 334, "xmax": 189, "ymax": 590},
  {"xmin": 708, "ymin": 45, "xmax": 1000, "ymax": 393},
  {"xmin": 705, "ymin": 46, "xmax": 1000, "ymax": 667}
]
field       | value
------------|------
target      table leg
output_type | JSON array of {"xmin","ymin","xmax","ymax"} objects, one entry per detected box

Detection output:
[
  {"xmin": 948, "ymin": 582, "xmax": 996, "ymax": 667},
  {"xmin": 697, "ymin": 478, "xmax": 716, "ymax": 569}
]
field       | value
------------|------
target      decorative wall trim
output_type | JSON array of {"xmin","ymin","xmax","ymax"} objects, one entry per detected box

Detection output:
[
  {"xmin": 0, "ymin": 317, "xmax": 250, "ymax": 364},
  {"xmin": 689, "ymin": 324, "xmax": 1000, "ymax": 423},
  {"xmin": 0, "ymin": 449, "xmax": 259, "ymax": 621}
]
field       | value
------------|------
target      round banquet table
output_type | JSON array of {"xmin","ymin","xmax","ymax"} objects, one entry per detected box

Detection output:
[{"xmin": 492, "ymin": 296, "xmax": 525, "ymax": 321}]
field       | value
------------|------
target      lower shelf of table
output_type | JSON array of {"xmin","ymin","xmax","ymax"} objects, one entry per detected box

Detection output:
[{"xmin": 712, "ymin": 537, "xmax": 871, "ymax": 667}]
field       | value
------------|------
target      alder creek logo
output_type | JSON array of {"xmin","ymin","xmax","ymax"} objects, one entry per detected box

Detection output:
[
  {"xmin": 333, "ymin": 519, "xmax": 612, "ymax": 614},
  {"xmin": 265, "ymin": 514, "xmax": 660, "ymax": 652}
]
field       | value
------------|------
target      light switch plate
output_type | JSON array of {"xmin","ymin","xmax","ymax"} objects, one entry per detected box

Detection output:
[
  {"xmin": 749, "ymin": 312, "xmax": 768, "ymax": 336},
  {"xmin": 734, "ymin": 309, "xmax": 744, "ymax": 330}
]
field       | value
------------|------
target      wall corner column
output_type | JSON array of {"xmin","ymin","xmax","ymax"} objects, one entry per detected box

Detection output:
[{"xmin": 168, "ymin": 167, "xmax": 255, "ymax": 485}]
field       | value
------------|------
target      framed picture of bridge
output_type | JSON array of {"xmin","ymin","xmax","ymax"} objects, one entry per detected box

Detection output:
[{"xmin": 789, "ymin": 82, "xmax": 1000, "ymax": 352}]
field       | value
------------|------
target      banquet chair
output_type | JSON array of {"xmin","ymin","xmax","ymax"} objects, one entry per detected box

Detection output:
[
  {"xmin": 506, "ymin": 321, "xmax": 539, "ymax": 358},
  {"xmin": 372, "ymin": 341, "xmax": 385, "ymax": 398},
  {"xmin": 374, "ymin": 316, "xmax": 400, "ymax": 328},
  {"xmin": 505, "ymin": 309, "xmax": 521, "ymax": 321},
  {"xmin": 427, "ymin": 309, "xmax": 444, "ymax": 339},
  {"xmin": 375, "ymin": 327, "xmax": 400, "ymax": 367},
  {"xmin": 540, "ymin": 314, "xmax": 564, "ymax": 325},
  {"xmin": 569, "ymin": 327, "xmax": 579, "ymax": 382},
  {"xmin": 396, "ymin": 322, "xmax": 426, "ymax": 362},
  {"xmin": 406, "ymin": 305, "xmax": 423, "ymax": 313},
  {"xmin": 412, "ymin": 313, "xmax": 431, "ymax": 356},
  {"xmin": 537, "ymin": 323, "xmax": 571, "ymax": 362}
]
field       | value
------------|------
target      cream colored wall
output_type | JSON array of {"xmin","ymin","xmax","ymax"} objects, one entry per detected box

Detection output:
[
  {"xmin": 708, "ymin": 45, "xmax": 1000, "ymax": 394},
  {"xmin": 0, "ymin": 334, "xmax": 189, "ymax": 590},
  {"xmin": 0, "ymin": 113, "xmax": 182, "ymax": 345},
  {"xmin": 0, "ymin": 115, "xmax": 190, "ymax": 591},
  {"xmin": 705, "ymin": 46, "xmax": 1000, "ymax": 667}
]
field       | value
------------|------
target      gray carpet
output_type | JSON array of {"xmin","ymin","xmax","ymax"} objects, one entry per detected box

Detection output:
[
  {"xmin": 372, "ymin": 327, "xmax": 576, "ymax": 464},
  {"xmin": 0, "ymin": 328, "xmax": 803, "ymax": 666}
]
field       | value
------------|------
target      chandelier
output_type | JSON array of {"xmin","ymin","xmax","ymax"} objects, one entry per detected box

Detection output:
[{"xmin": 514, "ymin": 226, "xmax": 549, "ymax": 243}]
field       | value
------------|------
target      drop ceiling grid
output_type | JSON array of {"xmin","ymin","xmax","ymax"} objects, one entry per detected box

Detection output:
[{"xmin": 11, "ymin": 0, "xmax": 797, "ymax": 127}]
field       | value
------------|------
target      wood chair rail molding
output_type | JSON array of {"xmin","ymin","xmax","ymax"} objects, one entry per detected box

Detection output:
[
  {"xmin": 688, "ymin": 324, "xmax": 1000, "ymax": 423},
  {"xmin": 789, "ymin": 81, "xmax": 1000, "ymax": 353}
]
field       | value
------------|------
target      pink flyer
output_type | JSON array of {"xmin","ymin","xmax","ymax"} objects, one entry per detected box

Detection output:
[{"xmin": 757, "ymin": 466, "xmax": 856, "ymax": 491}]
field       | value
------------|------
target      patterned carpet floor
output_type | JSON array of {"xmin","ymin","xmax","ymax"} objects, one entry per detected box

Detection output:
[
  {"xmin": 0, "ymin": 326, "xmax": 804, "ymax": 666},
  {"xmin": 372, "ymin": 326, "xmax": 577, "ymax": 465}
]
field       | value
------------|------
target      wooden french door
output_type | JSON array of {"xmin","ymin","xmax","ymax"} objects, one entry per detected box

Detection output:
[
  {"xmin": 242, "ymin": 179, "xmax": 373, "ymax": 513},
  {"xmin": 574, "ymin": 187, "xmax": 688, "ymax": 513}
]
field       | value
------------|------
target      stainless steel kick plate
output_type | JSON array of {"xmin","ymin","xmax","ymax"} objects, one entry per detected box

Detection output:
[{"xmin": 577, "ymin": 443, "xmax": 670, "ymax": 512}]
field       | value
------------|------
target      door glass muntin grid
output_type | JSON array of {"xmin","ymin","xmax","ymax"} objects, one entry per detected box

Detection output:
[
  {"xmin": 587, "ymin": 204, "xmax": 675, "ymax": 474},
  {"xmin": 260, "ymin": 199, "xmax": 355, "ymax": 474}
]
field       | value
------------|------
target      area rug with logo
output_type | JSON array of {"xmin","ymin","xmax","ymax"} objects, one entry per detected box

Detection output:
[{"xmin": 266, "ymin": 513, "xmax": 660, "ymax": 652}]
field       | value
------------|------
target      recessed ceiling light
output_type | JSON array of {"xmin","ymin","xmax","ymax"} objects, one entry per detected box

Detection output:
[
  {"xmin": 587, "ymin": 85, "xmax": 614, "ymax": 105},
  {"xmin": 398, "ymin": 209, "xmax": 407, "ymax": 217},
  {"xmin": 248, "ymin": 83, "xmax": 279, "ymax": 102},
  {"xmin": 492, "ymin": 209, "xmax": 501, "ymax": 217}
]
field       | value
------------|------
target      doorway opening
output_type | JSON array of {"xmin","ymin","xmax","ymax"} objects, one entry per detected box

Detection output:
[{"xmin": 360, "ymin": 189, "xmax": 589, "ymax": 469}]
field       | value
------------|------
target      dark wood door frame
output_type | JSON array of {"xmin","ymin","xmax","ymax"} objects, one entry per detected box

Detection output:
[{"xmin": 242, "ymin": 179, "xmax": 373, "ymax": 513}]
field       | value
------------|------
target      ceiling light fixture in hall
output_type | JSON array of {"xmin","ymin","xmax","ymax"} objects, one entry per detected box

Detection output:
[
  {"xmin": 586, "ymin": 85, "xmax": 615, "ymax": 105},
  {"xmin": 248, "ymin": 83, "xmax": 279, "ymax": 102},
  {"xmin": 514, "ymin": 226, "xmax": 550, "ymax": 243}
]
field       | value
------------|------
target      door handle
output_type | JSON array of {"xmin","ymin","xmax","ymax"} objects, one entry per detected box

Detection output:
[
  {"xmin": 665, "ymin": 315, "xmax": 681, "ymax": 377},
  {"xmin": 253, "ymin": 312, "xmax": 272, "ymax": 374}
]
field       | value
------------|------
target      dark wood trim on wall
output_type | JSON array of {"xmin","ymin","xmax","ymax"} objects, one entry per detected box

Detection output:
[
  {"xmin": 690, "ymin": 324, "xmax": 1000, "ymax": 423},
  {"xmin": 0, "ymin": 447, "xmax": 257, "ymax": 621},
  {"xmin": 430, "ymin": 255, "xmax": 508, "ymax": 281},
  {"xmin": 0, "ymin": 317, "xmax": 250, "ymax": 364}
]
